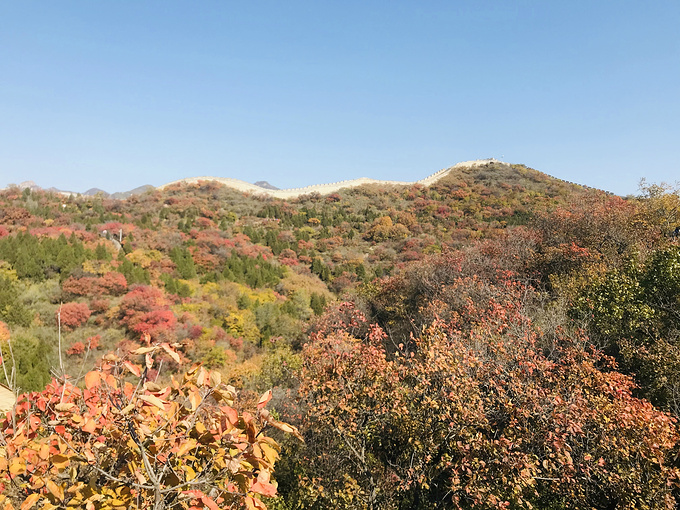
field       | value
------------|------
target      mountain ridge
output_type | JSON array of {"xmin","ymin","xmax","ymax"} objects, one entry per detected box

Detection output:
[
  {"xmin": 3, "ymin": 159, "xmax": 611, "ymax": 198},
  {"xmin": 158, "ymin": 159, "xmax": 513, "ymax": 199}
]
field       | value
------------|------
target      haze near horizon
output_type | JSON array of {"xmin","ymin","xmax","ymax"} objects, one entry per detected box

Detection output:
[{"xmin": 1, "ymin": 1, "xmax": 678, "ymax": 196}]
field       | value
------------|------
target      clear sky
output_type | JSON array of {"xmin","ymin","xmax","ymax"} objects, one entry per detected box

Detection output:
[{"xmin": 1, "ymin": 1, "xmax": 678, "ymax": 196}]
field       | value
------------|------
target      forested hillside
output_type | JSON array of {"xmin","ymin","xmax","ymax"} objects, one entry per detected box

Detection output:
[{"xmin": 2, "ymin": 162, "xmax": 680, "ymax": 509}]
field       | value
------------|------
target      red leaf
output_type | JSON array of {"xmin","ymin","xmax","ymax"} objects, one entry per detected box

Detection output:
[{"xmin": 257, "ymin": 389, "xmax": 272, "ymax": 410}]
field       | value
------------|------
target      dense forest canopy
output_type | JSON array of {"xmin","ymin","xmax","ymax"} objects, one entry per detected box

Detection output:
[{"xmin": 1, "ymin": 162, "xmax": 680, "ymax": 509}]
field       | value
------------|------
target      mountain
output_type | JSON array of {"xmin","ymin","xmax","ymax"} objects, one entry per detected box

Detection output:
[
  {"xmin": 83, "ymin": 188, "xmax": 110, "ymax": 197},
  {"xmin": 158, "ymin": 159, "xmax": 609, "ymax": 199},
  {"xmin": 110, "ymin": 185, "xmax": 154, "ymax": 199},
  {"xmin": 4, "ymin": 159, "xmax": 607, "ymax": 199},
  {"xmin": 254, "ymin": 181, "xmax": 280, "ymax": 190}
]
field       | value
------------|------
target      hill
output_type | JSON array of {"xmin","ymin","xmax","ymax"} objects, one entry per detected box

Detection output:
[
  {"xmin": 158, "ymin": 158, "xmax": 605, "ymax": 199},
  {"xmin": 1, "ymin": 160, "xmax": 679, "ymax": 509}
]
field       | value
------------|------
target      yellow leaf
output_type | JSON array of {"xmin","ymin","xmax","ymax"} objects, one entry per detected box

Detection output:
[
  {"xmin": 183, "ymin": 465, "xmax": 197, "ymax": 481},
  {"xmin": 50, "ymin": 454, "xmax": 70, "ymax": 470},
  {"xmin": 130, "ymin": 346, "xmax": 156, "ymax": 355},
  {"xmin": 209, "ymin": 371, "xmax": 221, "ymax": 387},
  {"xmin": 46, "ymin": 480, "xmax": 64, "ymax": 501},
  {"xmin": 244, "ymin": 496, "xmax": 267, "ymax": 510},
  {"xmin": 138, "ymin": 394, "xmax": 167, "ymax": 410},
  {"xmin": 9, "ymin": 458, "xmax": 26, "ymax": 476},
  {"xmin": 196, "ymin": 368, "xmax": 206, "ymax": 386},
  {"xmin": 160, "ymin": 343, "xmax": 181, "ymax": 364},
  {"xmin": 176, "ymin": 438, "xmax": 197, "ymax": 457},
  {"xmin": 189, "ymin": 391, "xmax": 201, "ymax": 411},
  {"xmin": 143, "ymin": 381, "xmax": 162, "ymax": 392},
  {"xmin": 260, "ymin": 443, "xmax": 279, "ymax": 465},
  {"xmin": 19, "ymin": 493, "xmax": 41, "ymax": 510},
  {"xmin": 120, "ymin": 403, "xmax": 135, "ymax": 415}
]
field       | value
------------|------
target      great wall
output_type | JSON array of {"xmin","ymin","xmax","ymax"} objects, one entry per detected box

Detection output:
[{"xmin": 158, "ymin": 159, "xmax": 511, "ymax": 199}]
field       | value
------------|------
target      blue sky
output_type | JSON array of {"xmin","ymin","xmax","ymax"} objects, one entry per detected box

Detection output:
[{"xmin": 1, "ymin": 1, "xmax": 678, "ymax": 196}]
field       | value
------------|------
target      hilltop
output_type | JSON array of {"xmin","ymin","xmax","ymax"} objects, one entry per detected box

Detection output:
[
  {"xmin": 158, "ymin": 158, "xmax": 607, "ymax": 198},
  {"xmin": 2, "ymin": 159, "xmax": 609, "ymax": 199}
]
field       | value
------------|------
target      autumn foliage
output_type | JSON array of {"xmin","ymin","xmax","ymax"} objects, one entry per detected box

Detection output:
[
  {"xmin": 57, "ymin": 303, "xmax": 92, "ymax": 331},
  {"xmin": 0, "ymin": 341, "xmax": 300, "ymax": 510},
  {"xmin": 292, "ymin": 292, "xmax": 680, "ymax": 509},
  {"xmin": 3, "ymin": 164, "xmax": 680, "ymax": 509}
]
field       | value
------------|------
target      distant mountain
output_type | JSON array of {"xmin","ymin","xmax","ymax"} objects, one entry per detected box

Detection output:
[
  {"xmin": 84, "ymin": 188, "xmax": 110, "ymax": 197},
  {"xmin": 110, "ymin": 185, "xmax": 154, "ymax": 200},
  {"xmin": 254, "ymin": 181, "xmax": 280, "ymax": 190},
  {"xmin": 18, "ymin": 181, "xmax": 41, "ymax": 191}
]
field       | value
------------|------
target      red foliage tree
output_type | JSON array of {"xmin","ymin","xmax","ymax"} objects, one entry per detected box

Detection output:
[
  {"xmin": 131, "ymin": 309, "xmax": 178, "ymax": 343},
  {"xmin": 65, "ymin": 342, "xmax": 85, "ymax": 356},
  {"xmin": 99, "ymin": 271, "xmax": 128, "ymax": 295},
  {"xmin": 57, "ymin": 302, "xmax": 91, "ymax": 331}
]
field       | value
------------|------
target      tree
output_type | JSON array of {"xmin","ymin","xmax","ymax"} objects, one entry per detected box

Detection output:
[
  {"xmin": 0, "ymin": 342, "xmax": 302, "ymax": 510},
  {"xmin": 287, "ymin": 300, "xmax": 680, "ymax": 510},
  {"xmin": 57, "ymin": 302, "xmax": 92, "ymax": 331},
  {"xmin": 0, "ymin": 276, "xmax": 32, "ymax": 327}
]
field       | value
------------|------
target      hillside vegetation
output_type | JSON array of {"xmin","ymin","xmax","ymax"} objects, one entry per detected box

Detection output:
[{"xmin": 1, "ymin": 162, "xmax": 680, "ymax": 509}]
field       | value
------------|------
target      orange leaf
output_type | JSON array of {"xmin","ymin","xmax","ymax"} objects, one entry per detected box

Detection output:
[
  {"xmin": 268, "ymin": 419, "xmax": 304, "ymax": 442},
  {"xmin": 123, "ymin": 361, "xmax": 142, "ymax": 378},
  {"xmin": 257, "ymin": 390, "xmax": 272, "ymax": 410},
  {"xmin": 222, "ymin": 405, "xmax": 239, "ymax": 426},
  {"xmin": 176, "ymin": 438, "xmax": 197, "ymax": 457},
  {"xmin": 251, "ymin": 481, "xmax": 277, "ymax": 497},
  {"xmin": 20, "ymin": 493, "xmax": 41, "ymax": 510},
  {"xmin": 38, "ymin": 444, "xmax": 50, "ymax": 461},
  {"xmin": 84, "ymin": 371, "xmax": 100, "ymax": 390},
  {"xmin": 200, "ymin": 495, "xmax": 220, "ymax": 510},
  {"xmin": 104, "ymin": 374, "xmax": 118, "ymax": 389},
  {"xmin": 82, "ymin": 418, "xmax": 97, "ymax": 434}
]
